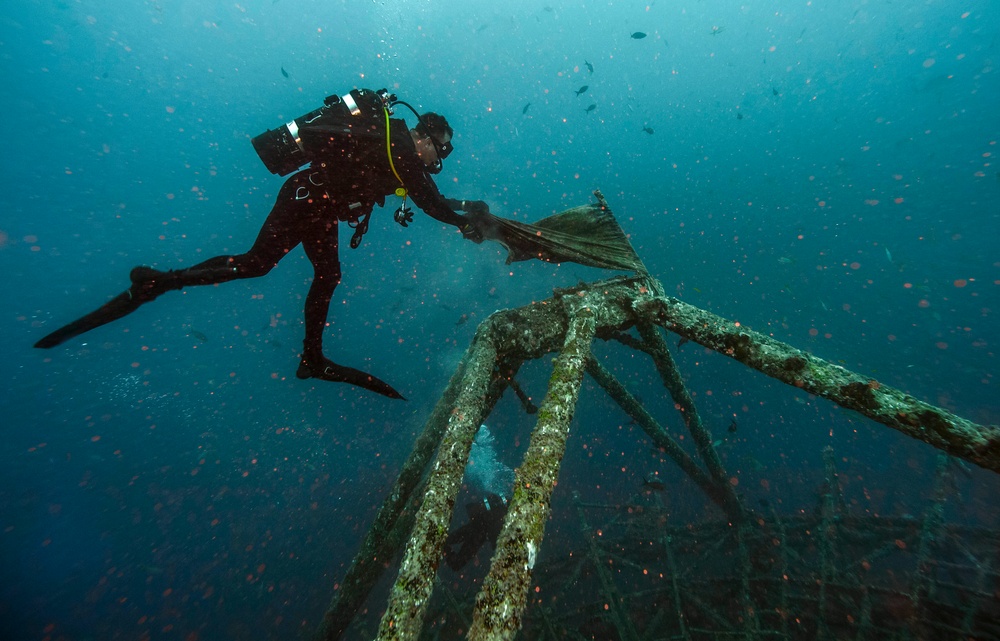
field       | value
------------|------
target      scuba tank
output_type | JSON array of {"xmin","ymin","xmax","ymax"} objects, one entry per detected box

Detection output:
[{"xmin": 251, "ymin": 88, "xmax": 396, "ymax": 176}]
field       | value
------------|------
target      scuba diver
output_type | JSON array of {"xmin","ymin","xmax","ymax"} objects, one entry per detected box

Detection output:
[
  {"xmin": 33, "ymin": 88, "xmax": 490, "ymax": 400},
  {"xmin": 444, "ymin": 492, "xmax": 509, "ymax": 571}
]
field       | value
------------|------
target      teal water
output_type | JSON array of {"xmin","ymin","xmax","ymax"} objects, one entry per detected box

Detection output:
[{"xmin": 2, "ymin": 1, "xmax": 998, "ymax": 639}]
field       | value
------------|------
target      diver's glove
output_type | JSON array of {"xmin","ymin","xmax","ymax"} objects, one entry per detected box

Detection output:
[
  {"xmin": 461, "ymin": 200, "xmax": 491, "ymax": 215},
  {"xmin": 296, "ymin": 355, "xmax": 405, "ymax": 400},
  {"xmin": 460, "ymin": 217, "xmax": 485, "ymax": 244}
]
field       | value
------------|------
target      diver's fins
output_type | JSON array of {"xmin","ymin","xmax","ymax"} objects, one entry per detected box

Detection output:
[
  {"xmin": 34, "ymin": 290, "xmax": 145, "ymax": 348},
  {"xmin": 296, "ymin": 357, "xmax": 405, "ymax": 400},
  {"xmin": 34, "ymin": 266, "xmax": 182, "ymax": 349}
]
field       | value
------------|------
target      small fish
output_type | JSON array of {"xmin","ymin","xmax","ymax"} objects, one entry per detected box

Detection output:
[
  {"xmin": 281, "ymin": 66, "xmax": 289, "ymax": 78},
  {"xmin": 522, "ymin": 102, "xmax": 531, "ymax": 114},
  {"xmin": 584, "ymin": 103, "xmax": 596, "ymax": 113},
  {"xmin": 710, "ymin": 26, "xmax": 724, "ymax": 36},
  {"xmin": 631, "ymin": 31, "xmax": 647, "ymax": 39},
  {"xmin": 643, "ymin": 475, "xmax": 666, "ymax": 492},
  {"xmin": 188, "ymin": 328, "xmax": 208, "ymax": 342},
  {"xmin": 575, "ymin": 85, "xmax": 589, "ymax": 96},
  {"xmin": 677, "ymin": 336, "xmax": 689, "ymax": 348},
  {"xmin": 773, "ymin": 87, "xmax": 779, "ymax": 96},
  {"xmin": 455, "ymin": 313, "xmax": 469, "ymax": 326},
  {"xmin": 728, "ymin": 418, "xmax": 738, "ymax": 433},
  {"xmin": 744, "ymin": 455, "xmax": 765, "ymax": 472},
  {"xmin": 642, "ymin": 125, "xmax": 654, "ymax": 135},
  {"xmin": 712, "ymin": 439, "xmax": 724, "ymax": 448},
  {"xmin": 736, "ymin": 112, "xmax": 743, "ymax": 120},
  {"xmin": 777, "ymin": 256, "xmax": 793, "ymax": 264},
  {"xmin": 476, "ymin": 23, "xmax": 489, "ymax": 33},
  {"xmin": 884, "ymin": 246, "xmax": 893, "ymax": 263},
  {"xmin": 585, "ymin": 60, "xmax": 594, "ymax": 74}
]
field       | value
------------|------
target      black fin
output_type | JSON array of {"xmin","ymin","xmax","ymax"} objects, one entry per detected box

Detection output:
[
  {"xmin": 34, "ymin": 290, "xmax": 143, "ymax": 348},
  {"xmin": 297, "ymin": 358, "xmax": 405, "ymax": 400}
]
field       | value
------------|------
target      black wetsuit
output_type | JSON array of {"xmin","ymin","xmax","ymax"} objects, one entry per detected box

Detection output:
[
  {"xmin": 34, "ymin": 116, "xmax": 474, "ymax": 398},
  {"xmin": 189, "ymin": 119, "xmax": 468, "ymax": 366},
  {"xmin": 445, "ymin": 493, "xmax": 508, "ymax": 570}
]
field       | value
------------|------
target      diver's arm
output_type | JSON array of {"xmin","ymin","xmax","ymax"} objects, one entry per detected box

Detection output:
[
  {"xmin": 444, "ymin": 198, "xmax": 490, "ymax": 214},
  {"xmin": 407, "ymin": 176, "xmax": 466, "ymax": 227},
  {"xmin": 389, "ymin": 125, "xmax": 483, "ymax": 239}
]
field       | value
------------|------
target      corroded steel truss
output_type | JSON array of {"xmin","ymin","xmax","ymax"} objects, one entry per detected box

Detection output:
[{"xmin": 313, "ymin": 197, "xmax": 999, "ymax": 641}]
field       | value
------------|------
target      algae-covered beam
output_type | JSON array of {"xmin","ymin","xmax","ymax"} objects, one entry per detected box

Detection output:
[
  {"xmin": 585, "ymin": 356, "xmax": 744, "ymax": 521},
  {"xmin": 468, "ymin": 304, "xmax": 598, "ymax": 641},
  {"xmin": 315, "ymin": 350, "xmax": 473, "ymax": 641},
  {"xmin": 636, "ymin": 321, "xmax": 731, "ymax": 487},
  {"xmin": 316, "ymin": 348, "xmax": 515, "ymax": 640},
  {"xmin": 637, "ymin": 295, "xmax": 1000, "ymax": 474},
  {"xmin": 376, "ymin": 322, "xmax": 500, "ymax": 641}
]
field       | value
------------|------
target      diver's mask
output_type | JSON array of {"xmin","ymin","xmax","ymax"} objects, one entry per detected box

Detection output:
[
  {"xmin": 429, "ymin": 135, "xmax": 453, "ymax": 161},
  {"xmin": 414, "ymin": 120, "xmax": 453, "ymax": 174}
]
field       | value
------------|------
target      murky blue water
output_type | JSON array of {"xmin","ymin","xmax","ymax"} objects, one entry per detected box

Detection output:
[{"xmin": 2, "ymin": 1, "xmax": 998, "ymax": 639}]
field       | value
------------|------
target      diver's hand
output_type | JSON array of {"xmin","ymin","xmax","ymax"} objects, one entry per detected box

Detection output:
[
  {"xmin": 460, "ymin": 218, "xmax": 484, "ymax": 244},
  {"xmin": 462, "ymin": 200, "xmax": 491, "ymax": 215}
]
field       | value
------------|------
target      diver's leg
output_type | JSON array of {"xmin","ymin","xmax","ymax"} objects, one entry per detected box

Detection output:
[
  {"xmin": 294, "ymin": 217, "xmax": 404, "ymax": 400},
  {"xmin": 33, "ymin": 259, "xmax": 242, "ymax": 348},
  {"xmin": 35, "ymin": 176, "xmax": 305, "ymax": 349},
  {"xmin": 129, "ymin": 175, "xmax": 313, "ymax": 297},
  {"xmin": 36, "ymin": 259, "xmax": 259, "ymax": 349},
  {"xmin": 127, "ymin": 256, "xmax": 238, "ymax": 301},
  {"xmin": 298, "ymin": 219, "xmax": 341, "ymax": 365}
]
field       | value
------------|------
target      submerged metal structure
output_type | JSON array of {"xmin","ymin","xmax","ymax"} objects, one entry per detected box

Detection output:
[{"xmin": 313, "ymin": 194, "xmax": 1000, "ymax": 641}]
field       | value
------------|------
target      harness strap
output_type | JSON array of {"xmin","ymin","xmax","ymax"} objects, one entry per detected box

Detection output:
[{"xmin": 349, "ymin": 210, "xmax": 371, "ymax": 249}]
